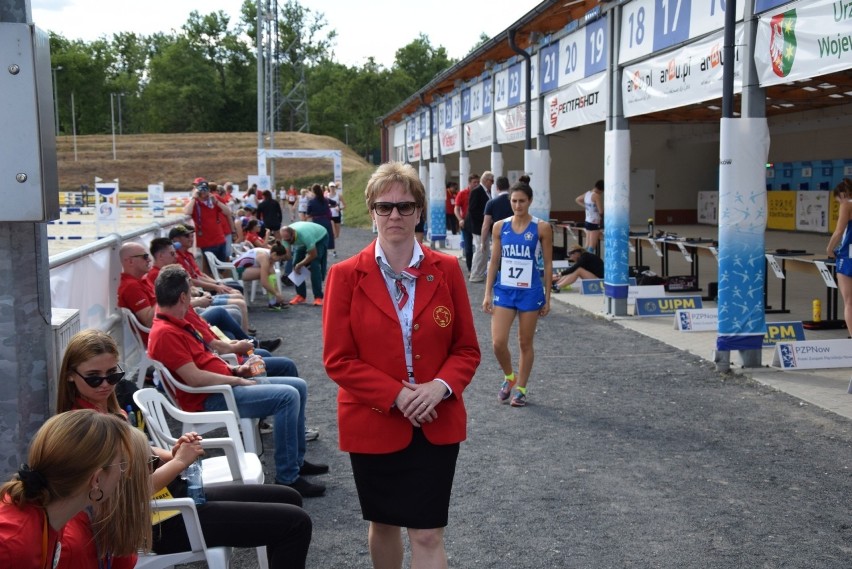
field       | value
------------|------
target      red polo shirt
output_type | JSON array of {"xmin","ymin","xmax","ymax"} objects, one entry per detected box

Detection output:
[
  {"xmin": 148, "ymin": 312, "xmax": 232, "ymax": 412},
  {"xmin": 455, "ymin": 187, "xmax": 470, "ymax": 218},
  {"xmin": 143, "ymin": 265, "xmax": 161, "ymax": 288},
  {"xmin": 176, "ymin": 248, "xmax": 202, "ymax": 279},
  {"xmin": 118, "ymin": 272, "xmax": 156, "ymax": 344}
]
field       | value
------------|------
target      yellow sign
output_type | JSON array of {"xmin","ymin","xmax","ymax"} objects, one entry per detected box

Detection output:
[
  {"xmin": 767, "ymin": 191, "xmax": 796, "ymax": 230},
  {"xmin": 829, "ymin": 195, "xmax": 840, "ymax": 234}
]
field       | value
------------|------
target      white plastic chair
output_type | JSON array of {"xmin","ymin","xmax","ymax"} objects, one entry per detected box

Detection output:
[
  {"xmin": 134, "ymin": 497, "xmax": 233, "ymax": 569},
  {"xmin": 120, "ymin": 308, "xmax": 156, "ymax": 388},
  {"xmin": 133, "ymin": 388, "xmax": 264, "ymax": 486},
  {"xmin": 204, "ymin": 250, "xmax": 239, "ymax": 282},
  {"xmin": 147, "ymin": 359, "xmax": 262, "ymax": 455}
]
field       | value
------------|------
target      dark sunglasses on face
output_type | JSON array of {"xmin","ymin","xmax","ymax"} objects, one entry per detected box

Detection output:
[
  {"xmin": 73, "ymin": 364, "xmax": 125, "ymax": 388},
  {"xmin": 372, "ymin": 201, "xmax": 417, "ymax": 216},
  {"xmin": 130, "ymin": 253, "xmax": 150, "ymax": 261}
]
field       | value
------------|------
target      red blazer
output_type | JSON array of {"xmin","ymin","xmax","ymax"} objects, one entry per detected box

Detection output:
[{"xmin": 323, "ymin": 241, "xmax": 480, "ymax": 454}]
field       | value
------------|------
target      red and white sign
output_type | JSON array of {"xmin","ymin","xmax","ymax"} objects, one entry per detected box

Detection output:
[{"xmin": 542, "ymin": 72, "xmax": 608, "ymax": 135}]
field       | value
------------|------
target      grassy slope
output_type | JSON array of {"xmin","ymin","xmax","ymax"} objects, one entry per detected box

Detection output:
[{"xmin": 56, "ymin": 131, "xmax": 376, "ymax": 227}]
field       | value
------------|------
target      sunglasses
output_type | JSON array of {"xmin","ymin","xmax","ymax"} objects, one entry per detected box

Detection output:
[
  {"xmin": 73, "ymin": 364, "xmax": 125, "ymax": 388},
  {"xmin": 130, "ymin": 253, "xmax": 150, "ymax": 261},
  {"xmin": 372, "ymin": 201, "xmax": 417, "ymax": 216},
  {"xmin": 105, "ymin": 460, "xmax": 128, "ymax": 474}
]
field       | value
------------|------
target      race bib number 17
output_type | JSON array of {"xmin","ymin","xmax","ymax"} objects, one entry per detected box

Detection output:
[{"xmin": 500, "ymin": 258, "xmax": 532, "ymax": 288}]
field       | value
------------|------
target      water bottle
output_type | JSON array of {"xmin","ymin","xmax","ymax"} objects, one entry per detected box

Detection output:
[
  {"xmin": 647, "ymin": 218, "xmax": 655, "ymax": 237},
  {"xmin": 184, "ymin": 460, "xmax": 206, "ymax": 506},
  {"xmin": 246, "ymin": 349, "xmax": 267, "ymax": 377},
  {"xmin": 126, "ymin": 405, "xmax": 137, "ymax": 428}
]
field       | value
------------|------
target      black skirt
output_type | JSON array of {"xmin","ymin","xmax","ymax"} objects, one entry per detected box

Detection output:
[{"xmin": 349, "ymin": 428, "xmax": 460, "ymax": 529}]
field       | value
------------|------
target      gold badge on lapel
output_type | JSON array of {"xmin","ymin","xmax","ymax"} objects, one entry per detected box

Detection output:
[{"xmin": 433, "ymin": 306, "xmax": 451, "ymax": 328}]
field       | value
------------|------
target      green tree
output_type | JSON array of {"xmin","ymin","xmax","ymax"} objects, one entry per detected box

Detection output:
[
  {"xmin": 393, "ymin": 34, "xmax": 455, "ymax": 92},
  {"xmin": 141, "ymin": 37, "xmax": 223, "ymax": 132}
]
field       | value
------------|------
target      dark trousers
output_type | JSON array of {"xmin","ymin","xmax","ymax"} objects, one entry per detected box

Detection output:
[
  {"xmin": 293, "ymin": 235, "xmax": 329, "ymax": 300},
  {"xmin": 153, "ymin": 484, "xmax": 312, "ymax": 569},
  {"xmin": 462, "ymin": 226, "xmax": 473, "ymax": 272}
]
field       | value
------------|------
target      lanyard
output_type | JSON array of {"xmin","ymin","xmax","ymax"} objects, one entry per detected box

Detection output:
[{"xmin": 41, "ymin": 510, "xmax": 60, "ymax": 569}]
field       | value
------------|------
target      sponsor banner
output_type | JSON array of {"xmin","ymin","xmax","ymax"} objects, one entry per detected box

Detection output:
[
  {"xmin": 796, "ymin": 190, "xmax": 829, "ymax": 232},
  {"xmin": 635, "ymin": 296, "xmax": 704, "ymax": 316},
  {"xmin": 95, "ymin": 183, "xmax": 119, "ymax": 221},
  {"xmin": 581, "ymin": 277, "xmax": 637, "ymax": 295},
  {"xmin": 697, "ymin": 191, "xmax": 719, "ymax": 224},
  {"xmin": 622, "ymin": 25, "xmax": 744, "ymax": 118},
  {"xmin": 763, "ymin": 321, "xmax": 805, "ymax": 346},
  {"xmin": 772, "ymin": 338, "xmax": 852, "ymax": 369},
  {"xmin": 439, "ymin": 125, "xmax": 461, "ymax": 155},
  {"xmin": 407, "ymin": 140, "xmax": 421, "ymax": 162},
  {"xmin": 580, "ymin": 279, "xmax": 605, "ymax": 295},
  {"xmin": 543, "ymin": 72, "xmax": 608, "ymax": 134},
  {"xmin": 674, "ymin": 308, "xmax": 718, "ymax": 331},
  {"xmin": 495, "ymin": 100, "xmax": 539, "ymax": 144},
  {"xmin": 148, "ymin": 183, "xmax": 165, "ymax": 218},
  {"xmin": 619, "ymin": 0, "xmax": 746, "ymax": 64},
  {"xmin": 463, "ymin": 114, "xmax": 493, "ymax": 151},
  {"xmin": 755, "ymin": 0, "xmax": 852, "ymax": 87},
  {"xmin": 767, "ymin": 190, "xmax": 797, "ymax": 230}
]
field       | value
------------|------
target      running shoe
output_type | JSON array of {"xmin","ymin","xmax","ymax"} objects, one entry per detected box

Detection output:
[
  {"xmin": 267, "ymin": 302, "xmax": 289, "ymax": 311},
  {"xmin": 510, "ymin": 390, "xmax": 527, "ymax": 407},
  {"xmin": 289, "ymin": 294, "xmax": 306, "ymax": 305},
  {"xmin": 498, "ymin": 377, "xmax": 516, "ymax": 403},
  {"xmin": 312, "ymin": 298, "xmax": 324, "ymax": 307}
]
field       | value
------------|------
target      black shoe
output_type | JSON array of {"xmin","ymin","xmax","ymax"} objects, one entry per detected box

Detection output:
[
  {"xmin": 258, "ymin": 338, "xmax": 282, "ymax": 352},
  {"xmin": 278, "ymin": 476, "xmax": 326, "ymax": 497},
  {"xmin": 299, "ymin": 460, "xmax": 329, "ymax": 475}
]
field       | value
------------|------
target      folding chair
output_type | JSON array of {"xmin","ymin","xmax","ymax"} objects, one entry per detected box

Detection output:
[
  {"xmin": 134, "ymin": 497, "xmax": 233, "ymax": 569},
  {"xmin": 133, "ymin": 388, "xmax": 263, "ymax": 486},
  {"xmin": 147, "ymin": 360, "xmax": 262, "ymax": 455},
  {"xmin": 120, "ymin": 308, "xmax": 156, "ymax": 388}
]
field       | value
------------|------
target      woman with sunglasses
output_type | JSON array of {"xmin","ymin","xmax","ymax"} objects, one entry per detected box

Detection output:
[
  {"xmin": 323, "ymin": 162, "xmax": 480, "ymax": 569},
  {"xmin": 0, "ymin": 410, "xmax": 145, "ymax": 568},
  {"xmin": 57, "ymin": 329, "xmax": 313, "ymax": 569}
]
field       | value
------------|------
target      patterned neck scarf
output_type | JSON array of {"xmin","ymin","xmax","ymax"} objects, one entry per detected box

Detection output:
[{"xmin": 377, "ymin": 257, "xmax": 421, "ymax": 309}]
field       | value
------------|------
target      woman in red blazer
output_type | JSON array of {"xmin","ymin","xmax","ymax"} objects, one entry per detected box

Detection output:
[{"xmin": 323, "ymin": 162, "xmax": 480, "ymax": 569}]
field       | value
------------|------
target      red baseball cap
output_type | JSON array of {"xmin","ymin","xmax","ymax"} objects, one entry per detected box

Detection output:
[{"xmin": 193, "ymin": 177, "xmax": 206, "ymax": 185}]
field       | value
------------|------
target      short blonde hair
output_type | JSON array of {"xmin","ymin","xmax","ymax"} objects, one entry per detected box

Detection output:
[{"xmin": 364, "ymin": 162, "xmax": 426, "ymax": 210}]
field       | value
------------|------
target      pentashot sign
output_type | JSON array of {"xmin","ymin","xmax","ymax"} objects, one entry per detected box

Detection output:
[{"xmin": 635, "ymin": 296, "xmax": 703, "ymax": 317}]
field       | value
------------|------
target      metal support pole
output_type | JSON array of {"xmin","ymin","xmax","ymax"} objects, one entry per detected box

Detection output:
[{"xmin": 110, "ymin": 93, "xmax": 116, "ymax": 160}]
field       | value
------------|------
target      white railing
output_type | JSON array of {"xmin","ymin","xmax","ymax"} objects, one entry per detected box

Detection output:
[{"xmin": 48, "ymin": 216, "xmax": 189, "ymax": 364}]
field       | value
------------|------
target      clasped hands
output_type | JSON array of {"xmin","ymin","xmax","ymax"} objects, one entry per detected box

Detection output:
[{"xmin": 395, "ymin": 380, "xmax": 447, "ymax": 427}]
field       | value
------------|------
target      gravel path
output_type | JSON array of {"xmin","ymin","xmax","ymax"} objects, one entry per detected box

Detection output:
[{"xmin": 208, "ymin": 226, "xmax": 852, "ymax": 569}]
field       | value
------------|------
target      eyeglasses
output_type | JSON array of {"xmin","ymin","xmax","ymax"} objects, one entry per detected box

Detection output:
[
  {"xmin": 130, "ymin": 253, "xmax": 150, "ymax": 261},
  {"xmin": 146, "ymin": 455, "xmax": 160, "ymax": 473},
  {"xmin": 372, "ymin": 201, "xmax": 417, "ymax": 216},
  {"xmin": 73, "ymin": 364, "xmax": 125, "ymax": 388},
  {"xmin": 105, "ymin": 460, "xmax": 128, "ymax": 473}
]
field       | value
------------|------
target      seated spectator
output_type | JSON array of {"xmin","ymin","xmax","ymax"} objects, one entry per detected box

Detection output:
[
  {"xmin": 148, "ymin": 265, "xmax": 328, "ymax": 497},
  {"xmin": 244, "ymin": 219, "xmax": 270, "ymax": 248},
  {"xmin": 56, "ymin": 330, "xmax": 312, "ymax": 568},
  {"xmin": 170, "ymin": 224, "xmax": 244, "ymax": 294},
  {"xmin": 117, "ymin": 242, "xmax": 278, "ymax": 351},
  {"xmin": 553, "ymin": 245, "xmax": 605, "ymax": 291},
  {"xmin": 147, "ymin": 237, "xmax": 251, "ymax": 333},
  {"xmin": 0, "ymin": 410, "xmax": 148, "ymax": 566}
]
